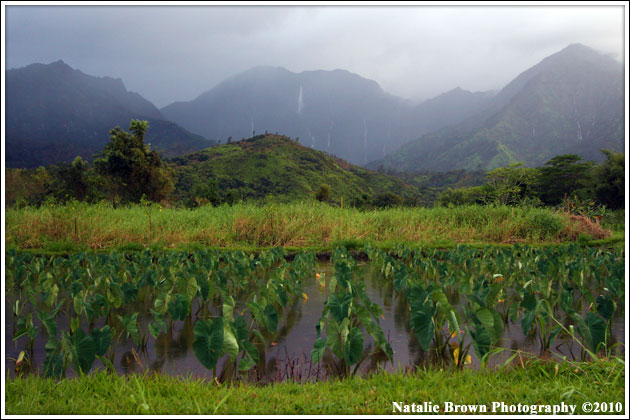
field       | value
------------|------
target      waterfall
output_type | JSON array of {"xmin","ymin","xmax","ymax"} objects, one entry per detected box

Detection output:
[
  {"xmin": 297, "ymin": 85, "xmax": 304, "ymax": 114},
  {"xmin": 363, "ymin": 119, "xmax": 368, "ymax": 164}
]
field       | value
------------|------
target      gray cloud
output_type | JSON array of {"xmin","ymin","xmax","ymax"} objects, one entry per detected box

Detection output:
[{"xmin": 5, "ymin": 4, "xmax": 624, "ymax": 107}]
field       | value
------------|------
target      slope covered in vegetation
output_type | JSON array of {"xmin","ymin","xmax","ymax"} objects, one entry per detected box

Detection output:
[{"xmin": 170, "ymin": 134, "xmax": 421, "ymax": 206}]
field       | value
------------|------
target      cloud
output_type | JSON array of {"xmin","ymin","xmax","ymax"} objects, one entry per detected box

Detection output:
[{"xmin": 5, "ymin": 4, "xmax": 624, "ymax": 107}]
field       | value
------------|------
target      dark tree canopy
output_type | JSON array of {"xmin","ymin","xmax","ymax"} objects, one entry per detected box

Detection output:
[
  {"xmin": 536, "ymin": 154, "xmax": 594, "ymax": 206},
  {"xmin": 593, "ymin": 149, "xmax": 625, "ymax": 209},
  {"xmin": 93, "ymin": 120, "xmax": 174, "ymax": 203}
]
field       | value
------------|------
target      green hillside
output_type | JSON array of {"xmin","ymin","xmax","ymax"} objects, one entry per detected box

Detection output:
[{"xmin": 170, "ymin": 134, "xmax": 420, "ymax": 205}]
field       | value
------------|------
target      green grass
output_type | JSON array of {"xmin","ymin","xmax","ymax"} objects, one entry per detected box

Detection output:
[
  {"xmin": 5, "ymin": 360, "xmax": 625, "ymax": 415},
  {"xmin": 5, "ymin": 201, "xmax": 615, "ymax": 252}
]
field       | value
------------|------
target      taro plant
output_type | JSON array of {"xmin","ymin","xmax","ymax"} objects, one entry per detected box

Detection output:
[{"xmin": 311, "ymin": 248, "xmax": 393, "ymax": 376}]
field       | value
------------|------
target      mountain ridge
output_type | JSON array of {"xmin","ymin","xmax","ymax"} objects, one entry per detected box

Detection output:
[
  {"xmin": 371, "ymin": 43, "xmax": 625, "ymax": 171},
  {"xmin": 5, "ymin": 60, "xmax": 215, "ymax": 168}
]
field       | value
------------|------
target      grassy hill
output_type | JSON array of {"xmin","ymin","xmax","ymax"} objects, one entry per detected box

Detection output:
[{"xmin": 170, "ymin": 134, "xmax": 421, "ymax": 205}]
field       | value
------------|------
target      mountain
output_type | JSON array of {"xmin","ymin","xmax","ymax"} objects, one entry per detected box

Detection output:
[
  {"xmin": 372, "ymin": 44, "xmax": 625, "ymax": 171},
  {"xmin": 170, "ymin": 134, "xmax": 421, "ymax": 204},
  {"xmin": 5, "ymin": 60, "xmax": 215, "ymax": 168},
  {"xmin": 161, "ymin": 66, "xmax": 492, "ymax": 165}
]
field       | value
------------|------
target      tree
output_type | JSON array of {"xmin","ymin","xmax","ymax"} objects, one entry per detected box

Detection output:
[
  {"xmin": 593, "ymin": 149, "xmax": 624, "ymax": 209},
  {"xmin": 47, "ymin": 156, "xmax": 89, "ymax": 202},
  {"xmin": 93, "ymin": 120, "xmax": 174, "ymax": 203},
  {"xmin": 372, "ymin": 191, "xmax": 404, "ymax": 208},
  {"xmin": 536, "ymin": 154, "xmax": 594, "ymax": 205},
  {"xmin": 485, "ymin": 163, "xmax": 539, "ymax": 206},
  {"xmin": 315, "ymin": 184, "xmax": 331, "ymax": 202}
]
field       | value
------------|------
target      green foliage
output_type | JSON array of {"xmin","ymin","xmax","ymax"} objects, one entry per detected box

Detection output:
[
  {"xmin": 593, "ymin": 150, "xmax": 624, "ymax": 209},
  {"xmin": 536, "ymin": 155, "xmax": 594, "ymax": 206},
  {"xmin": 315, "ymin": 183, "xmax": 331, "ymax": 202},
  {"xmin": 366, "ymin": 243, "xmax": 624, "ymax": 366},
  {"xmin": 485, "ymin": 162, "xmax": 540, "ymax": 206},
  {"xmin": 6, "ymin": 247, "xmax": 317, "ymax": 378},
  {"xmin": 371, "ymin": 192, "xmax": 404, "ymax": 208},
  {"xmin": 311, "ymin": 248, "xmax": 393, "ymax": 376},
  {"xmin": 93, "ymin": 120, "xmax": 174, "ymax": 203},
  {"xmin": 168, "ymin": 134, "xmax": 421, "ymax": 207}
]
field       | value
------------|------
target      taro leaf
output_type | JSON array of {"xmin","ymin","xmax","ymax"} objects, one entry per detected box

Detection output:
[
  {"xmin": 149, "ymin": 320, "xmax": 166, "ymax": 339},
  {"xmin": 329, "ymin": 293, "xmax": 352, "ymax": 324},
  {"xmin": 328, "ymin": 275, "xmax": 337, "ymax": 293},
  {"xmin": 275, "ymin": 286, "xmax": 288, "ymax": 308},
  {"xmin": 197, "ymin": 275, "xmax": 210, "ymax": 301},
  {"xmin": 344, "ymin": 327, "xmax": 364, "ymax": 366},
  {"xmin": 596, "ymin": 295, "xmax": 615, "ymax": 321},
  {"xmin": 64, "ymin": 329, "xmax": 96, "ymax": 375},
  {"xmin": 121, "ymin": 282, "xmax": 139, "ymax": 305},
  {"xmin": 222, "ymin": 296, "xmax": 235, "ymax": 323},
  {"xmin": 521, "ymin": 292, "xmax": 537, "ymax": 311},
  {"xmin": 585, "ymin": 312, "xmax": 607, "ymax": 353},
  {"xmin": 326, "ymin": 318, "xmax": 348, "ymax": 360},
  {"xmin": 561, "ymin": 286, "xmax": 575, "ymax": 314},
  {"xmin": 570, "ymin": 312, "xmax": 591, "ymax": 347},
  {"xmin": 238, "ymin": 355, "xmax": 256, "ymax": 372},
  {"xmin": 242, "ymin": 340, "xmax": 259, "ymax": 363},
  {"xmin": 521, "ymin": 309, "xmax": 536, "ymax": 336},
  {"xmin": 193, "ymin": 317, "xmax": 224, "ymax": 370},
  {"xmin": 107, "ymin": 283, "xmax": 123, "ymax": 308},
  {"xmin": 491, "ymin": 310, "xmax": 504, "ymax": 341},
  {"xmin": 475, "ymin": 308, "xmax": 494, "ymax": 331},
  {"xmin": 252, "ymin": 329, "xmax": 267, "ymax": 347},
  {"xmin": 86, "ymin": 293, "xmax": 108, "ymax": 322},
  {"xmin": 70, "ymin": 281, "xmax": 83, "ymax": 297},
  {"xmin": 117, "ymin": 313, "xmax": 139, "ymax": 344},
  {"xmin": 367, "ymin": 322, "xmax": 394, "ymax": 361},
  {"xmin": 393, "ymin": 267, "xmax": 408, "ymax": 293},
  {"xmin": 410, "ymin": 308, "xmax": 434, "ymax": 352},
  {"xmin": 263, "ymin": 304, "xmax": 279, "ymax": 333},
  {"xmin": 13, "ymin": 315, "xmax": 38, "ymax": 341},
  {"xmin": 233, "ymin": 316, "xmax": 249, "ymax": 343},
  {"xmin": 70, "ymin": 317, "xmax": 80, "ymax": 334},
  {"xmin": 43, "ymin": 339, "xmax": 64, "ymax": 379},
  {"xmin": 406, "ymin": 286, "xmax": 427, "ymax": 310},
  {"xmin": 469, "ymin": 324, "xmax": 491, "ymax": 361},
  {"xmin": 222, "ymin": 325, "xmax": 239, "ymax": 362},
  {"xmin": 168, "ymin": 294, "xmax": 190, "ymax": 321},
  {"xmin": 36, "ymin": 310, "xmax": 58, "ymax": 339},
  {"xmin": 247, "ymin": 301, "xmax": 264, "ymax": 327},
  {"xmin": 334, "ymin": 260, "xmax": 352, "ymax": 289},
  {"xmin": 548, "ymin": 325, "xmax": 562, "ymax": 348},
  {"xmin": 604, "ymin": 275, "xmax": 620, "ymax": 297},
  {"xmin": 90, "ymin": 325, "xmax": 112, "ymax": 357}
]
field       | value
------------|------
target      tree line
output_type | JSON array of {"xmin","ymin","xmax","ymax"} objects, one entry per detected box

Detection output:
[
  {"xmin": 5, "ymin": 120, "xmax": 625, "ymax": 212},
  {"xmin": 437, "ymin": 152, "xmax": 624, "ymax": 210}
]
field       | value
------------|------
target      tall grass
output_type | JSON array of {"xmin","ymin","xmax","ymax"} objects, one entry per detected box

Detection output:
[
  {"xmin": 5, "ymin": 360, "xmax": 625, "ymax": 415},
  {"xmin": 5, "ymin": 201, "xmax": 610, "ymax": 250}
]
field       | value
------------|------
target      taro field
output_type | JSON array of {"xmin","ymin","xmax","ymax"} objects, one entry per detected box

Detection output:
[{"xmin": 5, "ymin": 244, "xmax": 625, "ymax": 382}]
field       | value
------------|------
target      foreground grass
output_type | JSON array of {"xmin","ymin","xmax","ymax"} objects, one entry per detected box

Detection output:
[
  {"xmin": 5, "ymin": 360, "xmax": 625, "ymax": 415},
  {"xmin": 5, "ymin": 201, "xmax": 612, "ymax": 251}
]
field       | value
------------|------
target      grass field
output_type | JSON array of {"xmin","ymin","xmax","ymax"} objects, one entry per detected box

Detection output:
[
  {"xmin": 5, "ymin": 360, "xmax": 624, "ymax": 415},
  {"xmin": 4, "ymin": 201, "xmax": 614, "ymax": 252}
]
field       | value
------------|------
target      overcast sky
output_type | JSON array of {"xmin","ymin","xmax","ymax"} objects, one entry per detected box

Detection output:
[{"xmin": 4, "ymin": 3, "xmax": 626, "ymax": 108}]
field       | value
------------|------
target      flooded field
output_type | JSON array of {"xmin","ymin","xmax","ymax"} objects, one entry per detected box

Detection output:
[{"xmin": 7, "ymin": 256, "xmax": 625, "ymax": 382}]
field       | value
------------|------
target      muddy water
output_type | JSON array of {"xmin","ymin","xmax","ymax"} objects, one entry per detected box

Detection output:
[{"xmin": 5, "ymin": 262, "xmax": 625, "ymax": 382}]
